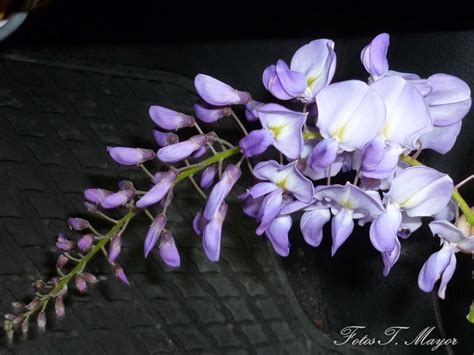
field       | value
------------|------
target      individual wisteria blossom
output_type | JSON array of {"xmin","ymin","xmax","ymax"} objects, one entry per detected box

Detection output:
[
  {"xmin": 418, "ymin": 220, "xmax": 474, "ymax": 299},
  {"xmin": 7, "ymin": 32, "xmax": 474, "ymax": 340},
  {"xmin": 194, "ymin": 74, "xmax": 251, "ymax": 106},
  {"xmin": 149, "ymin": 105, "xmax": 195, "ymax": 130},
  {"xmin": 263, "ymin": 39, "xmax": 336, "ymax": 102}
]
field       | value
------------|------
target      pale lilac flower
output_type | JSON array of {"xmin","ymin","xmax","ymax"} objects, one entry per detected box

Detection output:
[
  {"xmin": 239, "ymin": 129, "xmax": 274, "ymax": 157},
  {"xmin": 370, "ymin": 166, "xmax": 453, "ymax": 257},
  {"xmin": 300, "ymin": 208, "xmax": 331, "ymax": 247},
  {"xmin": 136, "ymin": 170, "xmax": 177, "ymax": 208},
  {"xmin": 200, "ymin": 165, "xmax": 218, "ymax": 189},
  {"xmin": 55, "ymin": 296, "xmax": 65, "ymax": 319},
  {"xmin": 311, "ymin": 80, "xmax": 386, "ymax": 169},
  {"xmin": 159, "ymin": 230, "xmax": 180, "ymax": 267},
  {"xmin": 263, "ymin": 39, "xmax": 336, "ymax": 102},
  {"xmin": 157, "ymin": 134, "xmax": 208, "ymax": 163},
  {"xmin": 381, "ymin": 237, "xmax": 401, "ymax": 277},
  {"xmin": 361, "ymin": 33, "xmax": 390, "ymax": 80},
  {"xmin": 108, "ymin": 235, "xmax": 122, "ymax": 263},
  {"xmin": 418, "ymin": 219, "xmax": 474, "ymax": 299},
  {"xmin": 114, "ymin": 264, "xmax": 130, "ymax": 285},
  {"xmin": 194, "ymin": 74, "xmax": 251, "ymax": 106},
  {"xmin": 386, "ymin": 71, "xmax": 432, "ymax": 96},
  {"xmin": 265, "ymin": 215, "xmax": 293, "ymax": 256},
  {"xmin": 258, "ymin": 103, "xmax": 307, "ymax": 159},
  {"xmin": 203, "ymin": 165, "xmax": 241, "ymax": 220},
  {"xmin": 77, "ymin": 234, "xmax": 94, "ymax": 251},
  {"xmin": 56, "ymin": 233, "xmax": 74, "ymax": 251},
  {"xmin": 68, "ymin": 217, "xmax": 90, "ymax": 231},
  {"xmin": 418, "ymin": 121, "xmax": 462, "ymax": 154},
  {"xmin": 314, "ymin": 183, "xmax": 384, "ymax": 255},
  {"xmin": 202, "ymin": 203, "xmax": 228, "ymax": 261},
  {"xmin": 153, "ymin": 130, "xmax": 179, "ymax": 147},
  {"xmin": 101, "ymin": 189, "xmax": 135, "ymax": 209},
  {"xmin": 424, "ymin": 73, "xmax": 471, "ymax": 127},
  {"xmin": 107, "ymin": 147, "xmax": 155, "ymax": 166},
  {"xmin": 149, "ymin": 105, "xmax": 194, "ymax": 130},
  {"xmin": 194, "ymin": 101, "xmax": 231, "ymax": 123},
  {"xmin": 84, "ymin": 188, "xmax": 113, "ymax": 204},
  {"xmin": 144, "ymin": 214, "xmax": 167, "ymax": 257}
]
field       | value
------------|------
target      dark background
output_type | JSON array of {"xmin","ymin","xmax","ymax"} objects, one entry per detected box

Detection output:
[{"xmin": 1, "ymin": 0, "xmax": 473, "ymax": 354}]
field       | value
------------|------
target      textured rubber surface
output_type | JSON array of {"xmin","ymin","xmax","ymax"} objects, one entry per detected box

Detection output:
[{"xmin": 0, "ymin": 51, "xmax": 343, "ymax": 354}]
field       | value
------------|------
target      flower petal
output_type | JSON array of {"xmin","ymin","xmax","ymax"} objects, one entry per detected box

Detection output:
[
  {"xmin": 144, "ymin": 214, "xmax": 167, "ymax": 257},
  {"xmin": 388, "ymin": 166, "xmax": 454, "ymax": 217},
  {"xmin": 195, "ymin": 74, "xmax": 250, "ymax": 106},
  {"xmin": 159, "ymin": 230, "xmax": 180, "ymax": 268},
  {"xmin": 369, "ymin": 203, "xmax": 402, "ymax": 252},
  {"xmin": 429, "ymin": 220, "xmax": 466, "ymax": 244},
  {"xmin": 275, "ymin": 59, "xmax": 307, "ymax": 97},
  {"xmin": 308, "ymin": 138, "xmax": 339, "ymax": 170},
  {"xmin": 360, "ymin": 33, "xmax": 390, "ymax": 79},
  {"xmin": 265, "ymin": 215, "xmax": 292, "ymax": 257},
  {"xmin": 239, "ymin": 129, "xmax": 274, "ymax": 157},
  {"xmin": 194, "ymin": 101, "xmax": 231, "ymax": 123},
  {"xmin": 200, "ymin": 165, "xmax": 218, "ymax": 189},
  {"xmin": 382, "ymin": 237, "xmax": 401, "ymax": 276},
  {"xmin": 256, "ymin": 188, "xmax": 283, "ymax": 235},
  {"xmin": 418, "ymin": 243, "xmax": 454, "ymax": 293},
  {"xmin": 136, "ymin": 171, "xmax": 177, "ymax": 208},
  {"xmin": 331, "ymin": 208, "xmax": 354, "ymax": 256},
  {"xmin": 153, "ymin": 130, "xmax": 179, "ymax": 147},
  {"xmin": 300, "ymin": 208, "xmax": 331, "ymax": 247},
  {"xmin": 157, "ymin": 134, "xmax": 207, "ymax": 163},
  {"xmin": 418, "ymin": 121, "xmax": 462, "ymax": 154},
  {"xmin": 202, "ymin": 203, "xmax": 228, "ymax": 262},
  {"xmin": 107, "ymin": 147, "xmax": 156, "ymax": 166},
  {"xmin": 437, "ymin": 252, "xmax": 456, "ymax": 299},
  {"xmin": 149, "ymin": 106, "xmax": 194, "ymax": 130},
  {"xmin": 248, "ymin": 182, "xmax": 279, "ymax": 199}
]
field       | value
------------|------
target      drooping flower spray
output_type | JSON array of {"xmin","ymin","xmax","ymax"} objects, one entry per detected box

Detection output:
[{"xmin": 5, "ymin": 33, "xmax": 474, "ymax": 341}]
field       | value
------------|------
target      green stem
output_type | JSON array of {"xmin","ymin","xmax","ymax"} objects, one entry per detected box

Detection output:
[
  {"xmin": 303, "ymin": 130, "xmax": 322, "ymax": 140},
  {"xmin": 400, "ymin": 155, "xmax": 474, "ymax": 225}
]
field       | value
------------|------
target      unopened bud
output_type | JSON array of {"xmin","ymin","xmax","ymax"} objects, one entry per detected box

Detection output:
[{"xmin": 37, "ymin": 311, "xmax": 46, "ymax": 332}]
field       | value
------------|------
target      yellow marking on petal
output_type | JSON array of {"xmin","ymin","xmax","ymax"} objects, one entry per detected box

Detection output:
[
  {"xmin": 307, "ymin": 76, "xmax": 318, "ymax": 89},
  {"xmin": 268, "ymin": 124, "xmax": 288, "ymax": 140}
]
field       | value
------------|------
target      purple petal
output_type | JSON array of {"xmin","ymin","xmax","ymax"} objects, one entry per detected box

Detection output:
[
  {"xmin": 194, "ymin": 101, "xmax": 231, "ymax": 123},
  {"xmin": 202, "ymin": 203, "xmax": 228, "ymax": 262},
  {"xmin": 192, "ymin": 145, "xmax": 207, "ymax": 159},
  {"xmin": 245, "ymin": 100, "xmax": 263, "ymax": 122},
  {"xmin": 316, "ymin": 80, "xmax": 386, "ymax": 151},
  {"xmin": 300, "ymin": 208, "xmax": 331, "ymax": 247},
  {"xmin": 157, "ymin": 134, "xmax": 207, "ymax": 163},
  {"xmin": 275, "ymin": 59, "xmax": 307, "ymax": 96},
  {"xmin": 361, "ymin": 137, "xmax": 386, "ymax": 170},
  {"xmin": 360, "ymin": 33, "xmax": 390, "ymax": 79},
  {"xmin": 68, "ymin": 217, "xmax": 90, "ymax": 231},
  {"xmin": 77, "ymin": 234, "xmax": 94, "ymax": 251},
  {"xmin": 369, "ymin": 204, "xmax": 402, "ymax": 252},
  {"xmin": 388, "ymin": 166, "xmax": 454, "ymax": 217},
  {"xmin": 107, "ymin": 147, "xmax": 155, "ymax": 166},
  {"xmin": 56, "ymin": 233, "xmax": 74, "ymax": 251},
  {"xmin": 308, "ymin": 138, "xmax": 338, "ymax": 170},
  {"xmin": 195, "ymin": 74, "xmax": 250, "ymax": 106},
  {"xmin": 382, "ymin": 237, "xmax": 401, "ymax": 276},
  {"xmin": 144, "ymin": 214, "xmax": 167, "ymax": 257},
  {"xmin": 153, "ymin": 130, "xmax": 179, "ymax": 147},
  {"xmin": 248, "ymin": 182, "xmax": 279, "ymax": 199},
  {"xmin": 149, "ymin": 105, "xmax": 195, "ymax": 130},
  {"xmin": 159, "ymin": 230, "xmax": 180, "ymax": 268},
  {"xmin": 242, "ymin": 194, "xmax": 264, "ymax": 218},
  {"xmin": 256, "ymin": 188, "xmax": 283, "ymax": 235},
  {"xmin": 437, "ymin": 252, "xmax": 457, "ymax": 299},
  {"xmin": 258, "ymin": 103, "xmax": 307, "ymax": 159},
  {"xmin": 418, "ymin": 243, "xmax": 454, "ymax": 293},
  {"xmin": 108, "ymin": 235, "xmax": 122, "ymax": 263},
  {"xmin": 84, "ymin": 188, "xmax": 112, "ymax": 204},
  {"xmin": 101, "ymin": 189, "xmax": 135, "ymax": 209},
  {"xmin": 239, "ymin": 129, "xmax": 273, "ymax": 157},
  {"xmin": 331, "ymin": 208, "xmax": 354, "ymax": 256},
  {"xmin": 370, "ymin": 76, "xmax": 432, "ymax": 148},
  {"xmin": 265, "ymin": 215, "xmax": 292, "ymax": 257},
  {"xmin": 252, "ymin": 160, "xmax": 280, "ymax": 181},
  {"xmin": 75, "ymin": 275, "xmax": 87, "ymax": 294},
  {"xmin": 203, "ymin": 165, "xmax": 241, "ymax": 220},
  {"xmin": 418, "ymin": 121, "xmax": 462, "ymax": 154},
  {"xmin": 425, "ymin": 73, "xmax": 472, "ymax": 126},
  {"xmin": 262, "ymin": 64, "xmax": 294, "ymax": 100},
  {"xmin": 200, "ymin": 165, "xmax": 218, "ymax": 189},
  {"xmin": 136, "ymin": 170, "xmax": 177, "ymax": 208},
  {"xmin": 193, "ymin": 211, "xmax": 207, "ymax": 236},
  {"xmin": 360, "ymin": 145, "xmax": 403, "ymax": 180},
  {"xmin": 429, "ymin": 220, "xmax": 466, "ymax": 245},
  {"xmin": 114, "ymin": 265, "xmax": 130, "ymax": 285},
  {"xmin": 290, "ymin": 39, "xmax": 337, "ymax": 97}
]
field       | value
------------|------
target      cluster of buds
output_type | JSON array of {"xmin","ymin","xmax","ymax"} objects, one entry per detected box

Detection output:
[{"xmin": 5, "ymin": 32, "xmax": 474, "ymax": 340}]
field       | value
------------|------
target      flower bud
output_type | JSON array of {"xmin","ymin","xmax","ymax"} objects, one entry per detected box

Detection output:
[
  {"xmin": 68, "ymin": 217, "xmax": 90, "ymax": 231},
  {"xmin": 192, "ymin": 145, "xmax": 207, "ymax": 159},
  {"xmin": 83, "ymin": 272, "xmax": 98, "ymax": 285},
  {"xmin": 107, "ymin": 147, "xmax": 156, "ymax": 166},
  {"xmin": 194, "ymin": 74, "xmax": 251, "ymax": 106},
  {"xmin": 101, "ymin": 189, "xmax": 135, "ymax": 209},
  {"xmin": 245, "ymin": 101, "xmax": 263, "ymax": 122},
  {"xmin": 32, "ymin": 280, "xmax": 46, "ymax": 292},
  {"xmin": 239, "ymin": 129, "xmax": 273, "ymax": 157},
  {"xmin": 11, "ymin": 302, "xmax": 24, "ymax": 312},
  {"xmin": 136, "ymin": 170, "xmax": 177, "ymax": 208},
  {"xmin": 118, "ymin": 180, "xmax": 135, "ymax": 191},
  {"xmin": 84, "ymin": 188, "xmax": 113, "ymax": 204},
  {"xmin": 200, "ymin": 165, "xmax": 217, "ymax": 189},
  {"xmin": 21, "ymin": 318, "xmax": 29, "ymax": 334},
  {"xmin": 25, "ymin": 298, "xmax": 40, "ymax": 311},
  {"xmin": 55, "ymin": 296, "xmax": 65, "ymax": 319},
  {"xmin": 114, "ymin": 264, "xmax": 130, "ymax": 285},
  {"xmin": 149, "ymin": 105, "xmax": 195, "ymax": 130},
  {"xmin": 83, "ymin": 201, "xmax": 99, "ymax": 213},
  {"xmin": 37, "ymin": 311, "xmax": 46, "ymax": 332},
  {"xmin": 75, "ymin": 275, "xmax": 87, "ymax": 294},
  {"xmin": 56, "ymin": 254, "xmax": 68, "ymax": 269},
  {"xmin": 144, "ymin": 214, "xmax": 167, "ymax": 258},
  {"xmin": 108, "ymin": 235, "xmax": 122, "ymax": 263},
  {"xmin": 77, "ymin": 234, "xmax": 94, "ymax": 252},
  {"xmin": 157, "ymin": 134, "xmax": 208, "ymax": 163},
  {"xmin": 159, "ymin": 230, "xmax": 180, "ymax": 268},
  {"xmin": 153, "ymin": 129, "xmax": 179, "ymax": 147},
  {"xmin": 56, "ymin": 233, "xmax": 75, "ymax": 251},
  {"xmin": 194, "ymin": 101, "xmax": 231, "ymax": 123}
]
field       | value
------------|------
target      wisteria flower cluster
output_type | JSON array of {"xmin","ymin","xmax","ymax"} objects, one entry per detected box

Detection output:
[{"xmin": 4, "ymin": 33, "xmax": 474, "ymax": 341}]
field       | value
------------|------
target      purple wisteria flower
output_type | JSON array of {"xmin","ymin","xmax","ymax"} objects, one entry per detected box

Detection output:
[
  {"xmin": 361, "ymin": 33, "xmax": 390, "ymax": 81},
  {"xmin": 157, "ymin": 134, "xmax": 208, "ymax": 163},
  {"xmin": 194, "ymin": 74, "xmax": 251, "ymax": 106},
  {"xmin": 159, "ymin": 230, "xmax": 180, "ymax": 268},
  {"xmin": 144, "ymin": 214, "xmax": 167, "ymax": 257},
  {"xmin": 149, "ymin": 105, "xmax": 195, "ymax": 130},
  {"xmin": 200, "ymin": 165, "xmax": 218, "ymax": 189},
  {"xmin": 194, "ymin": 101, "xmax": 232, "ymax": 123},
  {"xmin": 263, "ymin": 39, "xmax": 336, "ymax": 102},
  {"xmin": 153, "ymin": 130, "xmax": 179, "ymax": 147},
  {"xmin": 107, "ymin": 147, "xmax": 156, "ymax": 166},
  {"xmin": 418, "ymin": 220, "xmax": 474, "ymax": 299},
  {"xmin": 136, "ymin": 170, "xmax": 177, "ymax": 208}
]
